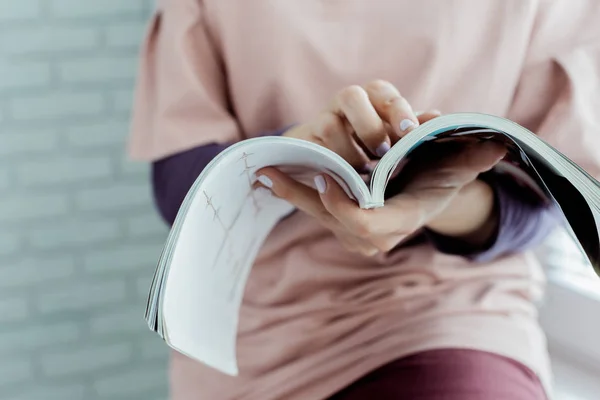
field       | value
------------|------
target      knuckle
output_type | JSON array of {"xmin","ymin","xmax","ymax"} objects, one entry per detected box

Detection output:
[
  {"xmin": 320, "ymin": 123, "xmax": 340, "ymax": 141},
  {"xmin": 379, "ymin": 93, "xmax": 410, "ymax": 117},
  {"xmin": 379, "ymin": 238, "xmax": 400, "ymax": 253},
  {"xmin": 365, "ymin": 79, "xmax": 394, "ymax": 93},
  {"xmin": 316, "ymin": 111, "xmax": 336, "ymax": 127},
  {"xmin": 387, "ymin": 95, "xmax": 407, "ymax": 108},
  {"xmin": 315, "ymin": 112, "xmax": 344, "ymax": 140},
  {"xmin": 362, "ymin": 247, "xmax": 379, "ymax": 257},
  {"xmin": 339, "ymin": 85, "xmax": 368, "ymax": 105},
  {"xmin": 353, "ymin": 218, "xmax": 374, "ymax": 238},
  {"xmin": 379, "ymin": 95, "xmax": 404, "ymax": 113},
  {"xmin": 392, "ymin": 95, "xmax": 411, "ymax": 112},
  {"xmin": 374, "ymin": 241, "xmax": 390, "ymax": 253}
]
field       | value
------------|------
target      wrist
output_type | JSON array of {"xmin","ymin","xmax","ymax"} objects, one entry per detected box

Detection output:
[{"xmin": 426, "ymin": 179, "xmax": 499, "ymax": 247}]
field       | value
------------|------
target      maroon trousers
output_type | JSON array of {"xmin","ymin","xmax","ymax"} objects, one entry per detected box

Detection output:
[{"xmin": 327, "ymin": 349, "xmax": 547, "ymax": 400}]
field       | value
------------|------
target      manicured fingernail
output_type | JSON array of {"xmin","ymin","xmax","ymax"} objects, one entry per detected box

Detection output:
[
  {"xmin": 255, "ymin": 186, "xmax": 271, "ymax": 196},
  {"xmin": 257, "ymin": 175, "xmax": 273, "ymax": 188},
  {"xmin": 400, "ymin": 119, "xmax": 415, "ymax": 131},
  {"xmin": 375, "ymin": 142, "xmax": 390, "ymax": 157},
  {"xmin": 314, "ymin": 175, "xmax": 327, "ymax": 194}
]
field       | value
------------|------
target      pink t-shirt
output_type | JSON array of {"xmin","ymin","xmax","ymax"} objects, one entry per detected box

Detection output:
[{"xmin": 129, "ymin": 1, "xmax": 600, "ymax": 399}]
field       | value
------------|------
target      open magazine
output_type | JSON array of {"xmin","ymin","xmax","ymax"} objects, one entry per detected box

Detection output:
[{"xmin": 143, "ymin": 112, "xmax": 600, "ymax": 375}]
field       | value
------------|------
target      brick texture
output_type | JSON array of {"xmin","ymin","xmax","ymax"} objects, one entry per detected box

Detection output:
[
  {"xmin": 0, "ymin": 256, "xmax": 76, "ymax": 289},
  {"xmin": 10, "ymin": 93, "xmax": 105, "ymax": 120},
  {"xmin": 93, "ymin": 366, "xmax": 167, "ymax": 398},
  {"xmin": 0, "ymin": 194, "xmax": 69, "ymax": 222},
  {"xmin": 59, "ymin": 56, "xmax": 138, "ymax": 83},
  {"xmin": 0, "ymin": 170, "xmax": 11, "ymax": 190},
  {"xmin": 0, "ymin": 323, "xmax": 81, "ymax": 355},
  {"xmin": 0, "ymin": 1, "xmax": 42, "ymax": 22},
  {"xmin": 50, "ymin": 0, "xmax": 146, "ymax": 18},
  {"xmin": 0, "ymin": 62, "xmax": 51, "ymax": 90},
  {"xmin": 40, "ymin": 343, "xmax": 134, "ymax": 377},
  {"xmin": 0, "ymin": 232, "xmax": 21, "ymax": 256},
  {"xmin": 5, "ymin": 384, "xmax": 86, "ymax": 400},
  {"xmin": 0, "ymin": 295, "xmax": 29, "ymax": 321},
  {"xmin": 65, "ymin": 119, "xmax": 129, "ymax": 147},
  {"xmin": 0, "ymin": 130, "xmax": 58, "ymax": 156},
  {"xmin": 106, "ymin": 22, "xmax": 149, "ymax": 48},
  {"xmin": 0, "ymin": 27, "xmax": 100, "ymax": 55},
  {"xmin": 0, "ymin": 1, "xmax": 169, "ymax": 398},
  {"xmin": 0, "ymin": 359, "xmax": 34, "ymax": 387}
]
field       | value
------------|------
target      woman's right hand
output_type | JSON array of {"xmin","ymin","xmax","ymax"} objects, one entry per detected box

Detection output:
[{"xmin": 282, "ymin": 80, "xmax": 440, "ymax": 171}]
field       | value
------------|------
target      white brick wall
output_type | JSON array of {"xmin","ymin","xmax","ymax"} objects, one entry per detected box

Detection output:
[
  {"xmin": 0, "ymin": 1, "xmax": 42, "ymax": 22},
  {"xmin": 0, "ymin": 27, "xmax": 100, "ymax": 54},
  {"xmin": 59, "ymin": 56, "xmax": 139, "ymax": 83},
  {"xmin": 0, "ymin": 62, "xmax": 52, "ymax": 90},
  {"xmin": 10, "ymin": 93, "xmax": 106, "ymax": 120},
  {"xmin": 0, "ymin": 193, "xmax": 69, "ymax": 222},
  {"xmin": 0, "ymin": 130, "xmax": 59, "ymax": 155},
  {"xmin": 50, "ymin": 0, "xmax": 146, "ymax": 18},
  {"xmin": 0, "ymin": 1, "xmax": 170, "ymax": 399},
  {"xmin": 0, "ymin": 323, "xmax": 81, "ymax": 354},
  {"xmin": 105, "ymin": 22, "xmax": 148, "ymax": 48}
]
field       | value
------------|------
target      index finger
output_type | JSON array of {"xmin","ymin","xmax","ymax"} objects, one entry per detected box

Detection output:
[
  {"xmin": 255, "ymin": 167, "xmax": 339, "ymax": 228},
  {"xmin": 329, "ymin": 85, "xmax": 390, "ymax": 158},
  {"xmin": 363, "ymin": 80, "xmax": 419, "ymax": 140}
]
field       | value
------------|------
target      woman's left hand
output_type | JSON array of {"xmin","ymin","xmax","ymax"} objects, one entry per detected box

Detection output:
[{"xmin": 255, "ymin": 139, "xmax": 507, "ymax": 256}]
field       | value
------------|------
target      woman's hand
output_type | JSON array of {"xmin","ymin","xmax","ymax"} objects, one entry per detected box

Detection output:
[
  {"xmin": 256, "ymin": 139, "xmax": 506, "ymax": 256},
  {"xmin": 282, "ymin": 80, "xmax": 440, "ymax": 171}
]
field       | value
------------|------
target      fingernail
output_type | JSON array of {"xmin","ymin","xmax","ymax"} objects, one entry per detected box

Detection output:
[
  {"xmin": 375, "ymin": 142, "xmax": 390, "ymax": 157},
  {"xmin": 314, "ymin": 175, "xmax": 327, "ymax": 194},
  {"xmin": 400, "ymin": 119, "xmax": 415, "ymax": 131},
  {"xmin": 257, "ymin": 175, "xmax": 273, "ymax": 188}
]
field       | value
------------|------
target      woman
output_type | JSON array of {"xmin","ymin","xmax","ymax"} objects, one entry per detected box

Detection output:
[{"xmin": 129, "ymin": 1, "xmax": 600, "ymax": 398}]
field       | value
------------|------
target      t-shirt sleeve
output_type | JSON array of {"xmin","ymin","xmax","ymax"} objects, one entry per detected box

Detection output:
[
  {"xmin": 505, "ymin": 0, "xmax": 600, "ymax": 179},
  {"xmin": 429, "ymin": 0, "xmax": 600, "ymax": 261},
  {"xmin": 128, "ymin": 0, "xmax": 242, "ymax": 161}
]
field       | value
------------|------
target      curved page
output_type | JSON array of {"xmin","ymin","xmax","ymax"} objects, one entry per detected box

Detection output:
[
  {"xmin": 158, "ymin": 137, "xmax": 370, "ymax": 375},
  {"xmin": 374, "ymin": 113, "xmax": 600, "ymax": 274}
]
